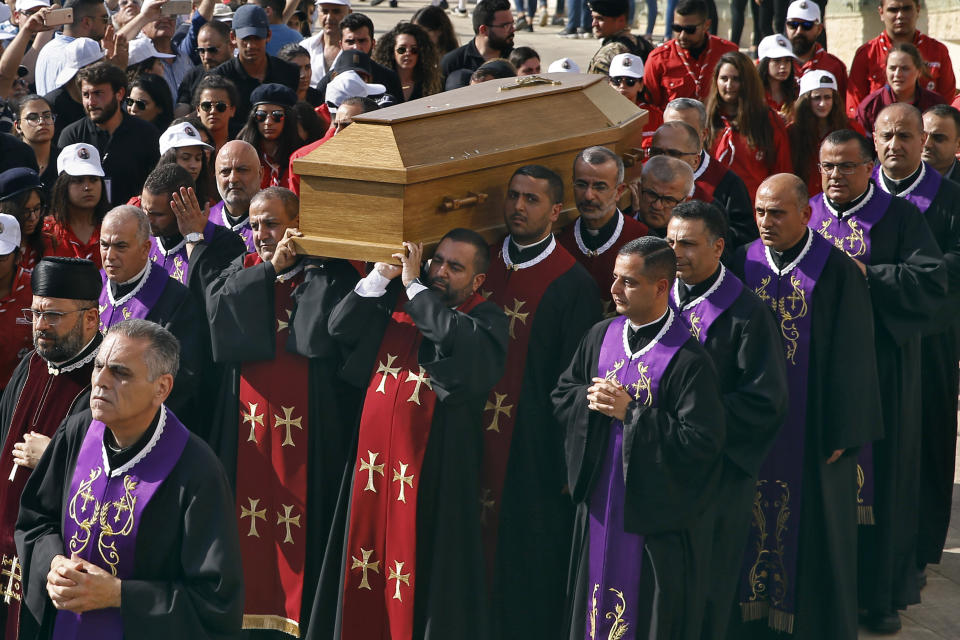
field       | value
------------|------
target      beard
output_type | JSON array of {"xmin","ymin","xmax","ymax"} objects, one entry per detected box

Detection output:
[
  {"xmin": 791, "ymin": 35, "xmax": 815, "ymax": 57},
  {"xmin": 424, "ymin": 272, "xmax": 472, "ymax": 307},
  {"xmin": 89, "ymin": 96, "xmax": 119, "ymax": 124},
  {"xmin": 487, "ymin": 31, "xmax": 514, "ymax": 53},
  {"xmin": 34, "ymin": 317, "xmax": 86, "ymax": 363}
]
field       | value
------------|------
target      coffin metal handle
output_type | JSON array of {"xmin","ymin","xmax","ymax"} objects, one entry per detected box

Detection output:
[
  {"xmin": 621, "ymin": 148, "xmax": 644, "ymax": 167},
  {"xmin": 441, "ymin": 191, "xmax": 488, "ymax": 211}
]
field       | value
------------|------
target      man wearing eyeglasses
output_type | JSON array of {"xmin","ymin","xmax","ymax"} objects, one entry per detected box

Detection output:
[
  {"xmin": 34, "ymin": 0, "xmax": 109, "ymax": 96},
  {"xmin": 809, "ymin": 126, "xmax": 947, "ymax": 634},
  {"xmin": 440, "ymin": 0, "xmax": 514, "ymax": 90},
  {"xmin": 631, "ymin": 155, "xmax": 693, "ymax": 237},
  {"xmin": 0, "ymin": 256, "xmax": 102, "ymax": 637},
  {"xmin": 785, "ymin": 0, "xmax": 848, "ymax": 103},
  {"xmin": 641, "ymin": 0, "xmax": 737, "ymax": 109},
  {"xmin": 847, "ymin": 0, "xmax": 955, "ymax": 116}
]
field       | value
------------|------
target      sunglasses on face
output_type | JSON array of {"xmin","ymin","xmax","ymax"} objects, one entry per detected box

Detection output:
[
  {"xmin": 196, "ymin": 46, "xmax": 220, "ymax": 55},
  {"xmin": 124, "ymin": 97, "xmax": 148, "ymax": 110},
  {"xmin": 255, "ymin": 109, "xmax": 285, "ymax": 123},
  {"xmin": 395, "ymin": 46, "xmax": 419, "ymax": 55},
  {"xmin": 786, "ymin": 20, "xmax": 816, "ymax": 30},
  {"xmin": 610, "ymin": 76, "xmax": 639, "ymax": 87},
  {"xmin": 671, "ymin": 22, "xmax": 703, "ymax": 34},
  {"xmin": 200, "ymin": 100, "xmax": 230, "ymax": 113}
]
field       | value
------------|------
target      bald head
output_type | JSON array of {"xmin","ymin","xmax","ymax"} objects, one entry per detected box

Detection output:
[
  {"xmin": 875, "ymin": 102, "xmax": 926, "ymax": 180},
  {"xmin": 101, "ymin": 206, "xmax": 153, "ymax": 283},
  {"xmin": 216, "ymin": 140, "xmax": 263, "ymax": 216},
  {"xmin": 877, "ymin": 102, "xmax": 924, "ymax": 134},
  {"xmin": 760, "ymin": 173, "xmax": 809, "ymax": 209},
  {"xmin": 651, "ymin": 122, "xmax": 703, "ymax": 170},
  {"xmin": 754, "ymin": 173, "xmax": 811, "ymax": 252}
]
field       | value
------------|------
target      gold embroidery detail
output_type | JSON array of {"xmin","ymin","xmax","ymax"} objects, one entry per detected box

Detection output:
[
  {"xmin": 359, "ymin": 450, "xmax": 384, "ymax": 493},
  {"xmin": 392, "ymin": 462, "xmax": 413, "ymax": 503},
  {"xmin": 484, "ymin": 392, "xmax": 513, "ymax": 432},
  {"xmin": 856, "ymin": 464, "xmax": 865, "ymax": 504},
  {"xmin": 628, "ymin": 362, "xmax": 653, "ymax": 406},
  {"xmin": 1, "ymin": 555, "xmax": 21, "ymax": 603},
  {"xmin": 67, "ymin": 467, "xmax": 102, "ymax": 557},
  {"xmin": 350, "ymin": 548, "xmax": 380, "ymax": 590},
  {"xmin": 688, "ymin": 314, "xmax": 703, "ymax": 341},
  {"xmin": 273, "ymin": 406, "xmax": 302, "ymax": 447},
  {"xmin": 276, "ymin": 309, "xmax": 292, "ymax": 333},
  {"xmin": 388, "ymin": 560, "xmax": 410, "ymax": 601},
  {"xmin": 503, "ymin": 298, "xmax": 529, "ymax": 339},
  {"xmin": 240, "ymin": 497, "xmax": 267, "ymax": 537},
  {"xmin": 818, "ymin": 218, "xmax": 866, "ymax": 258},
  {"xmin": 746, "ymin": 479, "xmax": 791, "ymax": 608},
  {"xmin": 754, "ymin": 276, "xmax": 773, "ymax": 310},
  {"xmin": 605, "ymin": 588, "xmax": 629, "ymax": 639},
  {"xmin": 776, "ymin": 276, "xmax": 808, "ymax": 366},
  {"xmin": 375, "ymin": 354, "xmax": 400, "ymax": 393},
  {"xmin": 276, "ymin": 504, "xmax": 301, "ymax": 544},
  {"xmin": 172, "ymin": 255, "xmax": 185, "ymax": 283},
  {"xmin": 242, "ymin": 402, "xmax": 265, "ymax": 443},
  {"xmin": 121, "ymin": 308, "xmax": 132, "ymax": 320},
  {"xmin": 604, "ymin": 359, "xmax": 625, "ymax": 382},
  {"xmin": 404, "ymin": 366, "xmax": 432, "ymax": 405},
  {"xmin": 96, "ymin": 476, "xmax": 138, "ymax": 576},
  {"xmin": 589, "ymin": 583, "xmax": 599, "ymax": 639}
]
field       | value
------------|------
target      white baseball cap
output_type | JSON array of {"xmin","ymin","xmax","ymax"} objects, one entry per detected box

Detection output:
[
  {"xmin": 128, "ymin": 37, "xmax": 177, "ymax": 67},
  {"xmin": 0, "ymin": 213, "xmax": 21, "ymax": 256},
  {"xmin": 799, "ymin": 69, "xmax": 838, "ymax": 96},
  {"xmin": 786, "ymin": 0, "xmax": 821, "ymax": 23},
  {"xmin": 758, "ymin": 34, "xmax": 799, "ymax": 62},
  {"xmin": 159, "ymin": 122, "xmax": 214, "ymax": 155},
  {"xmin": 0, "ymin": 5, "xmax": 11, "ymax": 23},
  {"xmin": 326, "ymin": 70, "xmax": 386, "ymax": 108},
  {"xmin": 548, "ymin": 57, "xmax": 580, "ymax": 73},
  {"xmin": 53, "ymin": 38, "xmax": 105, "ymax": 90},
  {"xmin": 15, "ymin": 0, "xmax": 50, "ymax": 13},
  {"xmin": 609, "ymin": 53, "xmax": 643, "ymax": 79},
  {"xmin": 57, "ymin": 144, "xmax": 105, "ymax": 177},
  {"xmin": 315, "ymin": 0, "xmax": 350, "ymax": 6}
]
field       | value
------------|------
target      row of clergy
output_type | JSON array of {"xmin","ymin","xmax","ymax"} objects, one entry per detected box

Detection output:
[{"xmin": 0, "ymin": 99, "xmax": 957, "ymax": 640}]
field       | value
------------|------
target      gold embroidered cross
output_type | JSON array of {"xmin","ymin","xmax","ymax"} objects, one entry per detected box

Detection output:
[
  {"xmin": 350, "ymin": 548, "xmax": 380, "ymax": 590},
  {"xmin": 359, "ymin": 451, "xmax": 384, "ymax": 492},
  {"xmin": 388, "ymin": 560, "xmax": 410, "ymax": 601},
  {"xmin": 240, "ymin": 497, "xmax": 267, "ymax": 537},
  {"xmin": 276, "ymin": 504, "xmax": 301, "ymax": 544},
  {"xmin": 484, "ymin": 392, "xmax": 512, "ymax": 432},
  {"xmin": 405, "ymin": 367, "xmax": 432, "ymax": 405},
  {"xmin": 277, "ymin": 309, "xmax": 292, "ymax": 333},
  {"xmin": 503, "ymin": 299, "xmax": 529, "ymax": 339},
  {"xmin": 392, "ymin": 462, "xmax": 413, "ymax": 503},
  {"xmin": 273, "ymin": 406, "xmax": 302, "ymax": 447},
  {"xmin": 1, "ymin": 555, "xmax": 20, "ymax": 604},
  {"xmin": 242, "ymin": 402, "xmax": 265, "ymax": 443},
  {"xmin": 375, "ymin": 354, "xmax": 400, "ymax": 393}
]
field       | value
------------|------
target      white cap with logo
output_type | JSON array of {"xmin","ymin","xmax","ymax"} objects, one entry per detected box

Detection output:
[
  {"xmin": 0, "ymin": 213, "xmax": 21, "ymax": 256},
  {"xmin": 609, "ymin": 53, "xmax": 643, "ymax": 79},
  {"xmin": 786, "ymin": 0, "xmax": 821, "ymax": 23},
  {"xmin": 128, "ymin": 37, "xmax": 177, "ymax": 67},
  {"xmin": 159, "ymin": 122, "xmax": 215, "ymax": 155},
  {"xmin": 57, "ymin": 143, "xmax": 106, "ymax": 177},
  {"xmin": 548, "ymin": 57, "xmax": 581, "ymax": 73},
  {"xmin": 326, "ymin": 70, "xmax": 386, "ymax": 109},
  {"xmin": 758, "ymin": 34, "xmax": 799, "ymax": 61},
  {"xmin": 799, "ymin": 69, "xmax": 838, "ymax": 96},
  {"xmin": 53, "ymin": 38, "xmax": 106, "ymax": 91}
]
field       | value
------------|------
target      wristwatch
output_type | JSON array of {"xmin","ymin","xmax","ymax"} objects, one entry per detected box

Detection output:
[{"xmin": 184, "ymin": 231, "xmax": 204, "ymax": 243}]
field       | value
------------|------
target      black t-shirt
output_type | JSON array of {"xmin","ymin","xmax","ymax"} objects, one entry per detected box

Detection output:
[
  {"xmin": 176, "ymin": 63, "xmax": 209, "ymax": 106},
  {"xmin": 0, "ymin": 133, "xmax": 38, "ymax": 173},
  {"xmin": 44, "ymin": 86, "xmax": 86, "ymax": 142},
  {"xmin": 210, "ymin": 55, "xmax": 300, "ymax": 130}
]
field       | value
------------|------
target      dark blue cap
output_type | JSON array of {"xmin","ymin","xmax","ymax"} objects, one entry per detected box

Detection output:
[
  {"xmin": 0, "ymin": 167, "xmax": 43, "ymax": 201},
  {"xmin": 250, "ymin": 83, "xmax": 298, "ymax": 108},
  {"xmin": 232, "ymin": 5, "xmax": 269, "ymax": 39}
]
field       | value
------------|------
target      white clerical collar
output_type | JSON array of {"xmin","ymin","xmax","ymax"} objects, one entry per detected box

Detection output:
[
  {"xmin": 103, "ymin": 405, "xmax": 167, "ymax": 476},
  {"xmin": 877, "ymin": 162, "xmax": 927, "ymax": 198},
  {"xmin": 622, "ymin": 309, "xmax": 673, "ymax": 358},
  {"xmin": 47, "ymin": 336, "xmax": 100, "ymax": 375},
  {"xmin": 823, "ymin": 182, "xmax": 875, "ymax": 219},
  {"xmin": 502, "ymin": 234, "xmax": 556, "ymax": 270},
  {"xmin": 222, "ymin": 206, "xmax": 249, "ymax": 232},
  {"xmin": 276, "ymin": 261, "xmax": 305, "ymax": 282},
  {"xmin": 156, "ymin": 235, "xmax": 187, "ymax": 256},
  {"xmin": 693, "ymin": 151, "xmax": 710, "ymax": 180},
  {"xmin": 672, "ymin": 263, "xmax": 727, "ymax": 310},
  {"xmin": 573, "ymin": 211, "xmax": 624, "ymax": 257},
  {"xmin": 764, "ymin": 229, "xmax": 814, "ymax": 276},
  {"xmin": 107, "ymin": 260, "xmax": 152, "ymax": 307}
]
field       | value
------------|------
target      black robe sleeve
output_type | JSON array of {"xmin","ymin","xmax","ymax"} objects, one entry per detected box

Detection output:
[
  {"xmin": 327, "ymin": 285, "xmax": 400, "ymax": 388},
  {"xmin": 204, "ymin": 258, "xmax": 276, "ymax": 363},
  {"xmin": 186, "ymin": 226, "xmax": 248, "ymax": 309},
  {"xmin": 289, "ymin": 260, "xmax": 362, "ymax": 360},
  {"xmin": 715, "ymin": 170, "xmax": 758, "ymax": 249},
  {"xmin": 921, "ymin": 179, "xmax": 960, "ymax": 328}
]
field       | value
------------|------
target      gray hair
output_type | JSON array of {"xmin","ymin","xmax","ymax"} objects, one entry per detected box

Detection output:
[
  {"xmin": 105, "ymin": 319, "xmax": 180, "ymax": 381},
  {"xmin": 575, "ymin": 145, "xmax": 624, "ymax": 184},
  {"xmin": 250, "ymin": 186, "xmax": 300, "ymax": 222},
  {"xmin": 642, "ymin": 155, "xmax": 695, "ymax": 196},
  {"xmin": 654, "ymin": 121, "xmax": 702, "ymax": 153},
  {"xmin": 103, "ymin": 205, "xmax": 151, "ymax": 244},
  {"xmin": 665, "ymin": 97, "xmax": 707, "ymax": 130}
]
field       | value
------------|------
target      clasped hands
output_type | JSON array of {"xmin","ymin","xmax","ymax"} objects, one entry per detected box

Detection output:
[
  {"xmin": 587, "ymin": 377, "xmax": 632, "ymax": 421},
  {"xmin": 47, "ymin": 553, "xmax": 121, "ymax": 613}
]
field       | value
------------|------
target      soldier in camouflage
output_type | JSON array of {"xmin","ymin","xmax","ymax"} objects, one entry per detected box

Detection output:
[{"xmin": 585, "ymin": 0, "xmax": 653, "ymax": 75}]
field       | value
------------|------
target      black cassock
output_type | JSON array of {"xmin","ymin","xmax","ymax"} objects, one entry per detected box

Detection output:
[
  {"xmin": 15, "ymin": 410, "xmax": 244, "ymax": 640},
  {"xmin": 204, "ymin": 257, "xmax": 361, "ymax": 638},
  {"xmin": 552, "ymin": 317, "xmax": 725, "ymax": 640},
  {"xmin": 733, "ymin": 238, "xmax": 884, "ymax": 640},
  {"xmin": 851, "ymin": 196, "xmax": 945, "ymax": 613},
  {"xmin": 308, "ymin": 282, "xmax": 508, "ymax": 640}
]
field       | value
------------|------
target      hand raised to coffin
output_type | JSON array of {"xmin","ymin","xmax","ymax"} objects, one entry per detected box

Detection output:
[
  {"xmin": 394, "ymin": 241, "xmax": 423, "ymax": 288},
  {"xmin": 271, "ymin": 228, "xmax": 302, "ymax": 273}
]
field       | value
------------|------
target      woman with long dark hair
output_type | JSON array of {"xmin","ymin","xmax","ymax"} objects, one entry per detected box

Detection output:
[
  {"xmin": 125, "ymin": 73, "xmax": 175, "ymax": 134},
  {"xmin": 373, "ymin": 23, "xmax": 442, "ymax": 101},
  {"xmin": 788, "ymin": 71, "xmax": 865, "ymax": 197},
  {"xmin": 12, "ymin": 94, "xmax": 59, "ymax": 193},
  {"xmin": 238, "ymin": 84, "xmax": 303, "ymax": 189},
  {"xmin": 0, "ymin": 168, "xmax": 46, "ymax": 270},
  {"xmin": 607, "ymin": 53, "xmax": 663, "ymax": 143},
  {"xmin": 44, "ymin": 144, "xmax": 110, "ymax": 266},
  {"xmin": 757, "ymin": 34, "xmax": 799, "ymax": 118},
  {"xmin": 411, "ymin": 5, "xmax": 459, "ymax": 57},
  {"xmin": 706, "ymin": 50, "xmax": 791, "ymax": 197},
  {"xmin": 156, "ymin": 121, "xmax": 216, "ymax": 205}
]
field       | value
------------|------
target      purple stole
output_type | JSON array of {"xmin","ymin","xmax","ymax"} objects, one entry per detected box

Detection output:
[
  {"xmin": 55, "ymin": 407, "xmax": 189, "ymax": 640},
  {"xmin": 587, "ymin": 312, "xmax": 688, "ymax": 640},
  {"xmin": 738, "ymin": 233, "xmax": 831, "ymax": 632},
  {"xmin": 808, "ymin": 184, "xmax": 894, "ymax": 525},
  {"xmin": 209, "ymin": 201, "xmax": 254, "ymax": 253},
  {"xmin": 669, "ymin": 265, "xmax": 744, "ymax": 343},
  {"xmin": 97, "ymin": 262, "xmax": 169, "ymax": 333},
  {"xmin": 873, "ymin": 162, "xmax": 942, "ymax": 214},
  {"xmin": 149, "ymin": 221, "xmax": 218, "ymax": 285}
]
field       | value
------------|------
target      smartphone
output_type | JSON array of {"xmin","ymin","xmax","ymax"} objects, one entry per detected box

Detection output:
[
  {"xmin": 160, "ymin": 1, "xmax": 193, "ymax": 15},
  {"xmin": 43, "ymin": 8, "xmax": 73, "ymax": 27}
]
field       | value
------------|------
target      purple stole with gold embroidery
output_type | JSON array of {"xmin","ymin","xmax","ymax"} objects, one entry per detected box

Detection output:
[
  {"xmin": 55, "ymin": 407, "xmax": 189, "ymax": 639},
  {"xmin": 809, "ymin": 185, "xmax": 893, "ymax": 525},
  {"xmin": 149, "ymin": 221, "xmax": 218, "ymax": 285},
  {"xmin": 738, "ymin": 232, "xmax": 831, "ymax": 633},
  {"xmin": 873, "ymin": 162, "xmax": 942, "ymax": 214},
  {"xmin": 586, "ymin": 311, "xmax": 688, "ymax": 640},
  {"xmin": 669, "ymin": 265, "xmax": 744, "ymax": 343},
  {"xmin": 97, "ymin": 263, "xmax": 169, "ymax": 333},
  {"xmin": 209, "ymin": 201, "xmax": 254, "ymax": 253}
]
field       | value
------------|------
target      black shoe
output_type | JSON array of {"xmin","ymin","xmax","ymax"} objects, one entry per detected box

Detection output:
[
  {"xmin": 389, "ymin": 0, "xmax": 397, "ymax": 6},
  {"xmin": 860, "ymin": 610, "xmax": 902, "ymax": 634},
  {"xmin": 557, "ymin": 26, "xmax": 578, "ymax": 37}
]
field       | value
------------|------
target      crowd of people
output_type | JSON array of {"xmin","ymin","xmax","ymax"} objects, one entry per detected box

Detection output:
[{"xmin": 0, "ymin": 0, "xmax": 957, "ymax": 637}]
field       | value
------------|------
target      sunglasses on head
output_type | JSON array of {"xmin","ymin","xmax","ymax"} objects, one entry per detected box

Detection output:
[
  {"xmin": 395, "ymin": 45, "xmax": 419, "ymax": 55},
  {"xmin": 200, "ymin": 100, "xmax": 229, "ymax": 113},
  {"xmin": 671, "ymin": 22, "xmax": 703, "ymax": 34},
  {"xmin": 124, "ymin": 97, "xmax": 147, "ymax": 110},
  {"xmin": 255, "ymin": 109, "xmax": 285, "ymax": 123},
  {"xmin": 786, "ymin": 19, "xmax": 816, "ymax": 30},
  {"xmin": 610, "ymin": 76, "xmax": 639, "ymax": 87},
  {"xmin": 196, "ymin": 46, "xmax": 220, "ymax": 55}
]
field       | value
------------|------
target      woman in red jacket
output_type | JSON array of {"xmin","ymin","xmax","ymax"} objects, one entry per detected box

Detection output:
[
  {"xmin": 706, "ymin": 50, "xmax": 792, "ymax": 198},
  {"xmin": 607, "ymin": 53, "xmax": 663, "ymax": 149},
  {"xmin": 43, "ymin": 143, "xmax": 109, "ymax": 267},
  {"xmin": 757, "ymin": 34, "xmax": 799, "ymax": 120},
  {"xmin": 788, "ymin": 70, "xmax": 866, "ymax": 198}
]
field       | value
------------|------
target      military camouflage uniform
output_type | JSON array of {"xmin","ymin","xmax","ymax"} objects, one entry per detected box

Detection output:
[{"xmin": 587, "ymin": 29, "xmax": 652, "ymax": 75}]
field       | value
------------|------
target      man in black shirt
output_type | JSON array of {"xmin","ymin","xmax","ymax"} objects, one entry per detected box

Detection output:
[
  {"xmin": 58, "ymin": 62, "xmax": 160, "ymax": 207},
  {"xmin": 441, "ymin": 0, "xmax": 514, "ymax": 89},
  {"xmin": 175, "ymin": 20, "xmax": 236, "ymax": 116},
  {"xmin": 210, "ymin": 4, "xmax": 299, "ymax": 130}
]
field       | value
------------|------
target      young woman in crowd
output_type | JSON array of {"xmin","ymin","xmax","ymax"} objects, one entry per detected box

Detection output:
[
  {"xmin": 706, "ymin": 50, "xmax": 791, "ymax": 197},
  {"xmin": 293, "ymin": 102, "xmax": 329, "ymax": 143},
  {"xmin": 373, "ymin": 23, "xmax": 442, "ymax": 102},
  {"xmin": 757, "ymin": 34, "xmax": 799, "ymax": 118},
  {"xmin": 13, "ymin": 94, "xmax": 58, "ymax": 191},
  {"xmin": 44, "ymin": 144, "xmax": 109, "ymax": 266},
  {"xmin": 509, "ymin": 46, "xmax": 541, "ymax": 76},
  {"xmin": 788, "ymin": 70, "xmax": 865, "ymax": 197},
  {"xmin": 607, "ymin": 53, "xmax": 662, "ymax": 144},
  {"xmin": 0, "ymin": 168, "xmax": 46, "ymax": 270},
  {"xmin": 411, "ymin": 5, "xmax": 459, "ymax": 57},
  {"xmin": 193, "ymin": 75, "xmax": 239, "ymax": 154},
  {"xmin": 126, "ymin": 73, "xmax": 174, "ymax": 134},
  {"xmin": 856, "ymin": 42, "xmax": 945, "ymax": 137},
  {"xmin": 277, "ymin": 43, "xmax": 325, "ymax": 107},
  {"xmin": 238, "ymin": 84, "xmax": 303, "ymax": 189}
]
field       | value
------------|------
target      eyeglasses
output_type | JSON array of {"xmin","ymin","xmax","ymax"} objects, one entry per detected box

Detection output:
[
  {"xmin": 84, "ymin": 14, "xmax": 110, "ymax": 24},
  {"xmin": 24, "ymin": 203, "xmax": 46, "ymax": 218},
  {"xmin": 124, "ymin": 97, "xmax": 148, "ymax": 110},
  {"xmin": 641, "ymin": 188, "xmax": 684, "ymax": 208},
  {"xmin": 395, "ymin": 46, "xmax": 419, "ymax": 55},
  {"xmin": 786, "ymin": 19, "xmax": 817, "ymax": 30},
  {"xmin": 199, "ymin": 100, "xmax": 230, "ymax": 113},
  {"xmin": 646, "ymin": 146, "xmax": 700, "ymax": 159},
  {"xmin": 21, "ymin": 307, "xmax": 92, "ymax": 326},
  {"xmin": 21, "ymin": 112, "xmax": 56, "ymax": 124},
  {"xmin": 610, "ymin": 76, "xmax": 639, "ymax": 87},
  {"xmin": 818, "ymin": 161, "xmax": 870, "ymax": 175},
  {"xmin": 254, "ymin": 109, "xmax": 285, "ymax": 122},
  {"xmin": 671, "ymin": 22, "xmax": 704, "ymax": 34},
  {"xmin": 196, "ymin": 46, "xmax": 220, "ymax": 55},
  {"xmin": 489, "ymin": 21, "xmax": 515, "ymax": 30}
]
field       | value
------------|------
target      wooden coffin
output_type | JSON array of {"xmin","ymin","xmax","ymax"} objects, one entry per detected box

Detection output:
[{"xmin": 292, "ymin": 72, "xmax": 648, "ymax": 262}]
